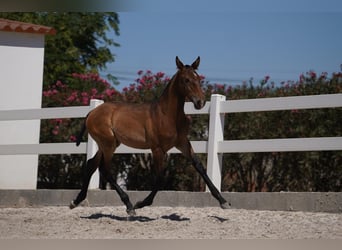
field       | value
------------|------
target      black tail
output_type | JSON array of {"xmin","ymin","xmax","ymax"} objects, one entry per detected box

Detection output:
[{"xmin": 76, "ymin": 114, "xmax": 88, "ymax": 146}]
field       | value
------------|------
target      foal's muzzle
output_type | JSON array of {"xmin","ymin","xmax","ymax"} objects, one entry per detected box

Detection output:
[{"xmin": 192, "ymin": 97, "xmax": 206, "ymax": 110}]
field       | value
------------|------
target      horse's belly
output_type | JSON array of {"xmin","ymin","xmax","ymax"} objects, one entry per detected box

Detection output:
[{"xmin": 114, "ymin": 125, "xmax": 150, "ymax": 149}]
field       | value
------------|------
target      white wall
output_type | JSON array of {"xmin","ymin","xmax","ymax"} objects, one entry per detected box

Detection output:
[{"xmin": 0, "ymin": 31, "xmax": 45, "ymax": 189}]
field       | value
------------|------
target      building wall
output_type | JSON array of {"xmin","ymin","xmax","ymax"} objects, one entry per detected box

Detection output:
[{"xmin": 0, "ymin": 31, "xmax": 45, "ymax": 189}]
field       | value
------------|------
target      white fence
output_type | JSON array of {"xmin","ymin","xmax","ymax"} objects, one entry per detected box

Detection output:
[{"xmin": 1, "ymin": 94, "xmax": 342, "ymax": 191}]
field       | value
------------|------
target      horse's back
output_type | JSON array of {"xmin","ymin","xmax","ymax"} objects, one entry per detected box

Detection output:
[
  {"xmin": 90, "ymin": 102, "xmax": 150, "ymax": 118},
  {"xmin": 87, "ymin": 102, "xmax": 154, "ymax": 149}
]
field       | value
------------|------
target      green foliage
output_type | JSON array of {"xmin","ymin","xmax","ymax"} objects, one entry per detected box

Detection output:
[
  {"xmin": 219, "ymin": 72, "xmax": 342, "ymax": 192},
  {"xmin": 0, "ymin": 12, "xmax": 120, "ymax": 85},
  {"xmin": 37, "ymin": 69, "xmax": 342, "ymax": 192},
  {"xmin": 2, "ymin": 13, "xmax": 341, "ymax": 191}
]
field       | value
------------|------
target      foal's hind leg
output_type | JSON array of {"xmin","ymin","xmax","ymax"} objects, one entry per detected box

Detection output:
[{"xmin": 70, "ymin": 151, "xmax": 101, "ymax": 209}]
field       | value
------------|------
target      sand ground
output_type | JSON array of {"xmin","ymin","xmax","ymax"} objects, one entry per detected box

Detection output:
[{"xmin": 0, "ymin": 206, "xmax": 341, "ymax": 239}]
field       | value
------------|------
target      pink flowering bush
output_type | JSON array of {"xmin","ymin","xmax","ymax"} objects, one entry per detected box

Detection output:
[
  {"xmin": 121, "ymin": 70, "xmax": 170, "ymax": 103},
  {"xmin": 218, "ymin": 71, "xmax": 342, "ymax": 192},
  {"xmin": 42, "ymin": 72, "xmax": 121, "ymax": 107},
  {"xmin": 41, "ymin": 73, "xmax": 121, "ymax": 144},
  {"xmin": 38, "ymin": 68, "xmax": 342, "ymax": 191}
]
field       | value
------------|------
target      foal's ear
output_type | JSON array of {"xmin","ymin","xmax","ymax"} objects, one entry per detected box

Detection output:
[
  {"xmin": 176, "ymin": 56, "xmax": 184, "ymax": 69},
  {"xmin": 191, "ymin": 56, "xmax": 200, "ymax": 70}
]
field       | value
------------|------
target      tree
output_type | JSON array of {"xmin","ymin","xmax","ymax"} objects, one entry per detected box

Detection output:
[{"xmin": 0, "ymin": 12, "xmax": 120, "ymax": 85}]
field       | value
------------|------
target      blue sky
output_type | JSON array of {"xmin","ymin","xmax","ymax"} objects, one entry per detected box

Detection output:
[{"xmin": 102, "ymin": 0, "xmax": 342, "ymax": 90}]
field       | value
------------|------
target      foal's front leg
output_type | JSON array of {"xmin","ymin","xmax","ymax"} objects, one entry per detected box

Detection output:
[
  {"xmin": 191, "ymin": 155, "xmax": 231, "ymax": 209},
  {"xmin": 98, "ymin": 164, "xmax": 136, "ymax": 216},
  {"xmin": 177, "ymin": 140, "xmax": 231, "ymax": 209}
]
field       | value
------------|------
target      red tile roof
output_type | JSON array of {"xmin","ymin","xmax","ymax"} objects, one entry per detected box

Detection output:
[{"xmin": 0, "ymin": 18, "xmax": 56, "ymax": 35}]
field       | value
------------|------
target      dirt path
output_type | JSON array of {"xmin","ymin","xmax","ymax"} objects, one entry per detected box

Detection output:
[{"xmin": 0, "ymin": 206, "xmax": 341, "ymax": 239}]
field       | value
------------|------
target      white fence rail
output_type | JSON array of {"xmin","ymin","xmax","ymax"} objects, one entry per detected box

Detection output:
[{"xmin": 1, "ymin": 94, "xmax": 342, "ymax": 191}]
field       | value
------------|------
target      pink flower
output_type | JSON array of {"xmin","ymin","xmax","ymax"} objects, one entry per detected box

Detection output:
[
  {"xmin": 105, "ymin": 89, "xmax": 112, "ymax": 96},
  {"xmin": 139, "ymin": 78, "xmax": 146, "ymax": 85},
  {"xmin": 70, "ymin": 135, "xmax": 77, "ymax": 142},
  {"xmin": 54, "ymin": 119, "xmax": 63, "ymax": 125},
  {"xmin": 67, "ymin": 91, "xmax": 78, "ymax": 103},
  {"xmin": 52, "ymin": 126, "xmax": 59, "ymax": 135},
  {"xmin": 308, "ymin": 70, "xmax": 317, "ymax": 79},
  {"xmin": 55, "ymin": 80, "xmax": 65, "ymax": 88},
  {"xmin": 105, "ymin": 89, "xmax": 116, "ymax": 97},
  {"xmin": 82, "ymin": 96, "xmax": 89, "ymax": 105},
  {"xmin": 156, "ymin": 72, "xmax": 165, "ymax": 78},
  {"xmin": 67, "ymin": 96, "xmax": 75, "ymax": 102}
]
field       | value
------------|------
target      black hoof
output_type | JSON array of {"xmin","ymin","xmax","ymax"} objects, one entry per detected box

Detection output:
[
  {"xmin": 220, "ymin": 201, "xmax": 231, "ymax": 209},
  {"xmin": 69, "ymin": 200, "xmax": 77, "ymax": 209},
  {"xmin": 126, "ymin": 208, "xmax": 136, "ymax": 216}
]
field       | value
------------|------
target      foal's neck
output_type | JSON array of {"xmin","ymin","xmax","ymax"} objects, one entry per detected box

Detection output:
[{"xmin": 158, "ymin": 77, "xmax": 185, "ymax": 118}]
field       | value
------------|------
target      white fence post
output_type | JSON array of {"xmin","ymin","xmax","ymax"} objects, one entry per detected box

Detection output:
[
  {"xmin": 206, "ymin": 94, "xmax": 226, "ymax": 192},
  {"xmin": 88, "ymin": 99, "xmax": 104, "ymax": 189}
]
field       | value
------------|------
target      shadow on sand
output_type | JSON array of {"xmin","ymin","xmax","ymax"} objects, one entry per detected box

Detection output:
[{"xmin": 81, "ymin": 212, "xmax": 190, "ymax": 222}]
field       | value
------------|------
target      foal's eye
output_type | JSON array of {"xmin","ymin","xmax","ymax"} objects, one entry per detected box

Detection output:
[{"xmin": 184, "ymin": 78, "xmax": 190, "ymax": 84}]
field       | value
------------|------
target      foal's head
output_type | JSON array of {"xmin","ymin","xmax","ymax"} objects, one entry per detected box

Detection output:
[{"xmin": 174, "ymin": 56, "xmax": 205, "ymax": 109}]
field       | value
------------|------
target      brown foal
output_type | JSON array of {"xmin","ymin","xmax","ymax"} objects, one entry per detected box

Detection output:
[{"xmin": 70, "ymin": 56, "xmax": 230, "ymax": 215}]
